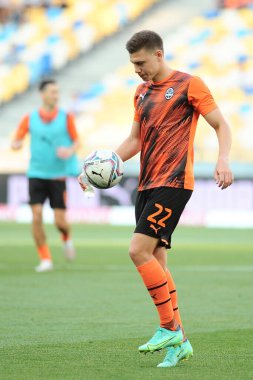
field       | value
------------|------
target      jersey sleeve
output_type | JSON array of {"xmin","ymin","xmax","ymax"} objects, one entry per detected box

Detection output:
[
  {"xmin": 66, "ymin": 113, "xmax": 78, "ymax": 141},
  {"xmin": 15, "ymin": 115, "xmax": 29, "ymax": 139},
  {"xmin": 188, "ymin": 76, "xmax": 217, "ymax": 116}
]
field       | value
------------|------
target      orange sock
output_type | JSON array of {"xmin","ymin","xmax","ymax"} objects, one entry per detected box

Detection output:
[
  {"xmin": 37, "ymin": 244, "xmax": 52, "ymax": 261},
  {"xmin": 165, "ymin": 269, "xmax": 185, "ymax": 337},
  {"xmin": 137, "ymin": 258, "xmax": 177, "ymax": 330},
  {"xmin": 61, "ymin": 232, "xmax": 70, "ymax": 242}
]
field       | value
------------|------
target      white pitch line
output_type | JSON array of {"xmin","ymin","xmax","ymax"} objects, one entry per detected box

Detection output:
[
  {"xmin": 174, "ymin": 265, "xmax": 253, "ymax": 272},
  {"xmin": 0, "ymin": 238, "xmax": 130, "ymax": 247}
]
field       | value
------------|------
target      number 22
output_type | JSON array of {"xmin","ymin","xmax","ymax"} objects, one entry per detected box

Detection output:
[{"xmin": 147, "ymin": 203, "xmax": 172, "ymax": 227}]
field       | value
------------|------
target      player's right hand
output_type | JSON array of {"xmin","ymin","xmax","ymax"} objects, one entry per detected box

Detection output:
[
  {"xmin": 77, "ymin": 173, "xmax": 88, "ymax": 191},
  {"xmin": 11, "ymin": 140, "xmax": 23, "ymax": 150}
]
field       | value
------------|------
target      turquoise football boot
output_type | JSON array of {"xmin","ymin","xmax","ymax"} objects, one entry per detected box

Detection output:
[
  {"xmin": 157, "ymin": 339, "xmax": 193, "ymax": 367},
  {"xmin": 138, "ymin": 327, "xmax": 183, "ymax": 353}
]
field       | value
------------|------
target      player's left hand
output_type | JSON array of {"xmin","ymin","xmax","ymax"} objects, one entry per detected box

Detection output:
[
  {"xmin": 56, "ymin": 146, "xmax": 73, "ymax": 159},
  {"xmin": 214, "ymin": 157, "xmax": 234, "ymax": 190},
  {"xmin": 77, "ymin": 173, "xmax": 88, "ymax": 191}
]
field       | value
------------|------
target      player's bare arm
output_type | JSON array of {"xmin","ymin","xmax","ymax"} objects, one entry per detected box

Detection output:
[
  {"xmin": 57, "ymin": 139, "xmax": 81, "ymax": 159},
  {"xmin": 57, "ymin": 114, "xmax": 81, "ymax": 159},
  {"xmin": 115, "ymin": 120, "xmax": 141, "ymax": 161},
  {"xmin": 11, "ymin": 139, "xmax": 23, "ymax": 150},
  {"xmin": 204, "ymin": 108, "xmax": 233, "ymax": 190},
  {"xmin": 11, "ymin": 115, "xmax": 29, "ymax": 150}
]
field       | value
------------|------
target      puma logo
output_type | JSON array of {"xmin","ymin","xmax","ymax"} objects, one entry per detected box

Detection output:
[
  {"xmin": 91, "ymin": 169, "xmax": 103, "ymax": 178},
  {"xmin": 150, "ymin": 224, "xmax": 161, "ymax": 235}
]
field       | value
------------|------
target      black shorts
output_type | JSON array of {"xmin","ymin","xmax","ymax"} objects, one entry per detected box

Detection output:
[
  {"xmin": 135, "ymin": 186, "xmax": 192, "ymax": 249},
  {"xmin": 29, "ymin": 178, "xmax": 67, "ymax": 209}
]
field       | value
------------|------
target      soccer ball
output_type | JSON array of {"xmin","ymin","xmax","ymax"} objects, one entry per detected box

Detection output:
[{"xmin": 83, "ymin": 150, "xmax": 124, "ymax": 189}]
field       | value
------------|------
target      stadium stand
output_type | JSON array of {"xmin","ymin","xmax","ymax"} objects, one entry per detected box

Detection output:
[
  {"xmin": 0, "ymin": 0, "xmax": 159, "ymax": 104},
  {"xmin": 2, "ymin": 1, "xmax": 253, "ymax": 173}
]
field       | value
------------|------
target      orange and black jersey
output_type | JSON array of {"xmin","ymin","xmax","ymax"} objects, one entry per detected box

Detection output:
[{"xmin": 134, "ymin": 70, "xmax": 217, "ymax": 191}]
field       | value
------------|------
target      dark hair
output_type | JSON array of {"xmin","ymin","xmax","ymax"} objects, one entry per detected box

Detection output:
[
  {"xmin": 126, "ymin": 30, "xmax": 164, "ymax": 54},
  {"xmin": 39, "ymin": 78, "xmax": 56, "ymax": 91}
]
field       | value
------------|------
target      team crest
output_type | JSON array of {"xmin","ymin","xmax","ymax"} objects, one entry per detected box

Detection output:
[{"xmin": 165, "ymin": 87, "xmax": 174, "ymax": 100}]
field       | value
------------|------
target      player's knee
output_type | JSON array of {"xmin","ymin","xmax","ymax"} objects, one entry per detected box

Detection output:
[
  {"xmin": 129, "ymin": 245, "xmax": 150, "ymax": 265},
  {"xmin": 153, "ymin": 248, "xmax": 167, "ymax": 271},
  {"xmin": 32, "ymin": 211, "xmax": 43, "ymax": 225},
  {"xmin": 54, "ymin": 215, "xmax": 67, "ymax": 231},
  {"xmin": 129, "ymin": 246, "xmax": 139, "ymax": 261},
  {"xmin": 54, "ymin": 218, "xmax": 63, "ymax": 230}
]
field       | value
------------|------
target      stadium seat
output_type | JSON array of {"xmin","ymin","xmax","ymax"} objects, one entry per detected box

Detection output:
[{"xmin": 0, "ymin": 0, "xmax": 159, "ymax": 104}]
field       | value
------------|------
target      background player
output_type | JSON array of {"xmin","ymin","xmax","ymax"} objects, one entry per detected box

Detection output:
[{"xmin": 11, "ymin": 79, "xmax": 80, "ymax": 272}]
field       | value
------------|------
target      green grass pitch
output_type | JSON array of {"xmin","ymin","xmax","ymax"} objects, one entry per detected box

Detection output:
[{"xmin": 0, "ymin": 222, "xmax": 253, "ymax": 380}]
